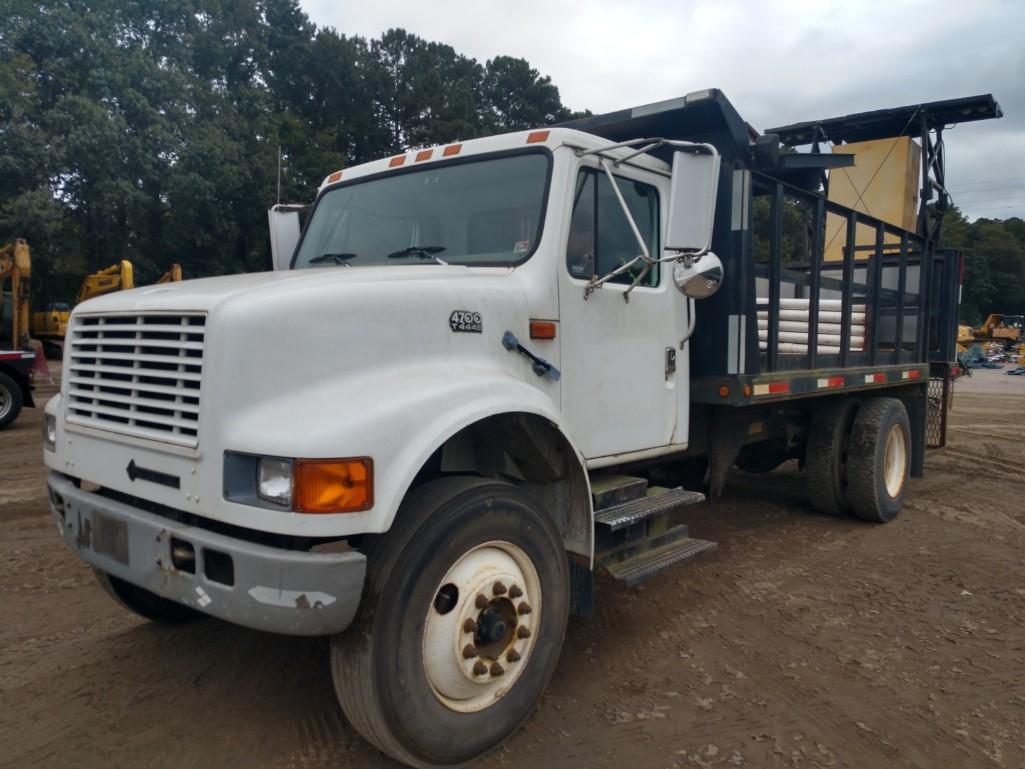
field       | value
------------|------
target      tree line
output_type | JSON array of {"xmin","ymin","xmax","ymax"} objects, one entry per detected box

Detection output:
[
  {"xmin": 939, "ymin": 209, "xmax": 1025, "ymax": 325},
  {"xmin": 3, "ymin": 2, "xmax": 1021, "ymax": 326},
  {"xmin": 0, "ymin": 0, "xmax": 583, "ymax": 302}
]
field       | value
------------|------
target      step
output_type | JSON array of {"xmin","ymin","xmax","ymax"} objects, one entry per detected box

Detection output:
[
  {"xmin": 603, "ymin": 537, "xmax": 718, "ymax": 587},
  {"xmin": 594, "ymin": 486, "xmax": 706, "ymax": 531},
  {"xmin": 590, "ymin": 474, "xmax": 649, "ymax": 511}
]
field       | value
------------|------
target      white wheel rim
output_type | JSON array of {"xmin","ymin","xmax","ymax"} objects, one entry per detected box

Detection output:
[
  {"xmin": 883, "ymin": 423, "xmax": 908, "ymax": 498},
  {"xmin": 422, "ymin": 540, "xmax": 542, "ymax": 713},
  {"xmin": 0, "ymin": 385, "xmax": 10, "ymax": 420}
]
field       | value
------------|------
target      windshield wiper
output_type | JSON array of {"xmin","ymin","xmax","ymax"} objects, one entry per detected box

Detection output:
[
  {"xmin": 309, "ymin": 252, "xmax": 358, "ymax": 266},
  {"xmin": 386, "ymin": 246, "xmax": 448, "ymax": 265}
]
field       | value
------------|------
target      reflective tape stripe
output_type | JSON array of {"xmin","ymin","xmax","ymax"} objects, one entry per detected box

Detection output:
[
  {"xmin": 817, "ymin": 376, "xmax": 845, "ymax": 389},
  {"xmin": 753, "ymin": 381, "xmax": 790, "ymax": 396}
]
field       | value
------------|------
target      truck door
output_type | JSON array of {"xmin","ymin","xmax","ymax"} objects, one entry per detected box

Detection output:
[{"xmin": 558, "ymin": 163, "xmax": 686, "ymax": 460}]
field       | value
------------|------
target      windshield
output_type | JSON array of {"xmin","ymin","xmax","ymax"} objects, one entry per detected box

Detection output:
[{"xmin": 293, "ymin": 152, "xmax": 550, "ymax": 269}]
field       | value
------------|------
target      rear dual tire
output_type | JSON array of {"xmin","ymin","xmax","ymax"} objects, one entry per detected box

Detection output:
[
  {"xmin": 846, "ymin": 398, "xmax": 911, "ymax": 522},
  {"xmin": 805, "ymin": 397, "xmax": 910, "ymax": 523},
  {"xmin": 331, "ymin": 477, "xmax": 569, "ymax": 769}
]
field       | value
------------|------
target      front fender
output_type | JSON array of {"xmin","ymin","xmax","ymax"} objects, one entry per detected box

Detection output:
[{"xmin": 225, "ymin": 360, "xmax": 588, "ymax": 539}]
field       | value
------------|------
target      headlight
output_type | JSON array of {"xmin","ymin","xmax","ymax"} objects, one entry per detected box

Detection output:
[
  {"xmin": 225, "ymin": 452, "xmax": 373, "ymax": 513},
  {"xmin": 43, "ymin": 414, "xmax": 56, "ymax": 452},
  {"xmin": 257, "ymin": 457, "xmax": 293, "ymax": 506}
]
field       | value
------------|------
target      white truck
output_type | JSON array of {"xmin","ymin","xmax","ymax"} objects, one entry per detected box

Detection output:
[{"xmin": 44, "ymin": 90, "xmax": 997, "ymax": 767}]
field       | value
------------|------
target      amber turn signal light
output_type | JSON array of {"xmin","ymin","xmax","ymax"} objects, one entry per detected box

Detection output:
[
  {"xmin": 294, "ymin": 458, "xmax": 373, "ymax": 514},
  {"xmin": 529, "ymin": 320, "xmax": 557, "ymax": 340}
]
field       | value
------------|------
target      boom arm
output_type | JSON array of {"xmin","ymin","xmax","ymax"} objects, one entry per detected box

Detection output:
[
  {"xmin": 0, "ymin": 238, "xmax": 32, "ymax": 348},
  {"xmin": 75, "ymin": 260, "xmax": 135, "ymax": 304}
]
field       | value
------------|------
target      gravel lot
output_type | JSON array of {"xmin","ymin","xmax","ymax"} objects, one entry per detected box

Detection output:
[{"xmin": 2, "ymin": 367, "xmax": 1023, "ymax": 769}]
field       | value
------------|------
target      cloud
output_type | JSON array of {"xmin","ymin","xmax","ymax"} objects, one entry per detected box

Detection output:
[{"xmin": 300, "ymin": 0, "xmax": 1024, "ymax": 220}]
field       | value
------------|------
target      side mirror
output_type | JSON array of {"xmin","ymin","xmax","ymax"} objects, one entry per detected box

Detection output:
[
  {"xmin": 672, "ymin": 252, "xmax": 723, "ymax": 299},
  {"xmin": 268, "ymin": 204, "xmax": 306, "ymax": 271},
  {"xmin": 665, "ymin": 149, "xmax": 720, "ymax": 253}
]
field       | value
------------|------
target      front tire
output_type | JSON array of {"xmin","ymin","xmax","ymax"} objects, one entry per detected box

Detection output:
[
  {"xmin": 93, "ymin": 569, "xmax": 200, "ymax": 624},
  {"xmin": 332, "ymin": 477, "xmax": 570, "ymax": 768}
]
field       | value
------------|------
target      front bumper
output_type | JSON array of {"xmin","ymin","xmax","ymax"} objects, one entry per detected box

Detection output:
[{"xmin": 47, "ymin": 471, "xmax": 366, "ymax": 636}]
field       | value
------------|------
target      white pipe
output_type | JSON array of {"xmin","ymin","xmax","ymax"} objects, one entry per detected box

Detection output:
[
  {"xmin": 759, "ymin": 342, "xmax": 863, "ymax": 354},
  {"xmin": 757, "ymin": 319, "xmax": 866, "ymax": 335},
  {"xmin": 758, "ymin": 309, "xmax": 867, "ymax": 323},
  {"xmin": 757, "ymin": 330, "xmax": 863, "ymax": 345},
  {"xmin": 756, "ymin": 298, "xmax": 865, "ymax": 311}
]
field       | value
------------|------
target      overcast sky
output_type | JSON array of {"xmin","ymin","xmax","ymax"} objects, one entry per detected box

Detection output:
[{"xmin": 300, "ymin": 0, "xmax": 1024, "ymax": 221}]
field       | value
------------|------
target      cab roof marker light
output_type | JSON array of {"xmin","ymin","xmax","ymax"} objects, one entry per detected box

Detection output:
[
  {"xmin": 442, "ymin": 143, "xmax": 462, "ymax": 157},
  {"xmin": 415, "ymin": 149, "xmax": 433, "ymax": 162},
  {"xmin": 388, "ymin": 155, "xmax": 406, "ymax": 168},
  {"xmin": 684, "ymin": 89, "xmax": 715, "ymax": 105},
  {"xmin": 326, "ymin": 170, "xmax": 343, "ymax": 184},
  {"xmin": 526, "ymin": 130, "xmax": 549, "ymax": 144}
]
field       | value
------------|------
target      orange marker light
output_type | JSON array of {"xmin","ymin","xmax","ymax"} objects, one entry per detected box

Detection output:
[
  {"xmin": 526, "ymin": 130, "xmax": 550, "ymax": 144},
  {"xmin": 530, "ymin": 320, "xmax": 557, "ymax": 340},
  {"xmin": 443, "ymin": 143, "xmax": 462, "ymax": 157},
  {"xmin": 326, "ymin": 170, "xmax": 343, "ymax": 183},
  {"xmin": 415, "ymin": 149, "xmax": 433, "ymax": 162},
  {"xmin": 718, "ymin": 385, "xmax": 730, "ymax": 398},
  {"xmin": 389, "ymin": 155, "xmax": 406, "ymax": 168},
  {"xmin": 294, "ymin": 458, "xmax": 373, "ymax": 514}
]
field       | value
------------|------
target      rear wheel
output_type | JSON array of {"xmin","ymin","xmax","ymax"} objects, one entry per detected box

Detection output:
[
  {"xmin": 805, "ymin": 398, "xmax": 859, "ymax": 516},
  {"xmin": 846, "ymin": 398, "xmax": 911, "ymax": 523},
  {"xmin": 0, "ymin": 372, "xmax": 24, "ymax": 429},
  {"xmin": 93, "ymin": 569, "xmax": 200, "ymax": 624},
  {"xmin": 332, "ymin": 477, "xmax": 569, "ymax": 768}
]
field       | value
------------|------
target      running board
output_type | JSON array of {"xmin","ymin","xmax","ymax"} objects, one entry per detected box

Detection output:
[
  {"xmin": 602, "ymin": 536, "xmax": 718, "ymax": 587},
  {"xmin": 595, "ymin": 487, "xmax": 706, "ymax": 531}
]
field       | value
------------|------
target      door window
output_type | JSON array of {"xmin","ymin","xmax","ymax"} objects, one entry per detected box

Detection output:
[{"xmin": 566, "ymin": 168, "xmax": 660, "ymax": 286}]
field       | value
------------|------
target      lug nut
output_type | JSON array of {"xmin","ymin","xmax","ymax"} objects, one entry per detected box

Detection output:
[
  {"xmin": 507, "ymin": 649, "xmax": 521, "ymax": 663},
  {"xmin": 462, "ymin": 644, "xmax": 478, "ymax": 659},
  {"xmin": 475, "ymin": 593, "xmax": 490, "ymax": 610},
  {"xmin": 508, "ymin": 585, "xmax": 523, "ymax": 599},
  {"xmin": 473, "ymin": 661, "xmax": 488, "ymax": 676},
  {"xmin": 492, "ymin": 581, "xmax": 507, "ymax": 596},
  {"xmin": 463, "ymin": 618, "xmax": 477, "ymax": 633},
  {"xmin": 516, "ymin": 626, "xmax": 531, "ymax": 639},
  {"xmin": 490, "ymin": 662, "xmax": 505, "ymax": 677},
  {"xmin": 517, "ymin": 602, "xmax": 532, "ymax": 616}
]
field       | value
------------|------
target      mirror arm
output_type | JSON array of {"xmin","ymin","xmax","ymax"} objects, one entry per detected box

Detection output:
[
  {"xmin": 590, "ymin": 158, "xmax": 657, "ymax": 302},
  {"xmin": 681, "ymin": 297, "xmax": 697, "ymax": 345}
]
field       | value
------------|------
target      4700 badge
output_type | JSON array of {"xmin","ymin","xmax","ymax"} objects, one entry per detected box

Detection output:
[{"xmin": 449, "ymin": 310, "xmax": 483, "ymax": 333}]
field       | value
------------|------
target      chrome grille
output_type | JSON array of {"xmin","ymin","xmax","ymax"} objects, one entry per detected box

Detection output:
[{"xmin": 66, "ymin": 313, "xmax": 206, "ymax": 447}]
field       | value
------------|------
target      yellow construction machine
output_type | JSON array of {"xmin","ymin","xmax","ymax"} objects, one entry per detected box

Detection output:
[
  {"xmin": 32, "ymin": 255, "xmax": 183, "ymax": 355},
  {"xmin": 956, "ymin": 324, "xmax": 975, "ymax": 354},
  {"xmin": 973, "ymin": 314, "xmax": 1024, "ymax": 349},
  {"xmin": 0, "ymin": 238, "xmax": 32, "ymax": 349}
]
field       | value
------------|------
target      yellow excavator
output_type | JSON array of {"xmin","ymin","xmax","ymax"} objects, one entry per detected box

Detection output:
[
  {"xmin": 0, "ymin": 238, "xmax": 32, "ymax": 349},
  {"xmin": 32, "ymin": 255, "xmax": 183, "ymax": 355}
]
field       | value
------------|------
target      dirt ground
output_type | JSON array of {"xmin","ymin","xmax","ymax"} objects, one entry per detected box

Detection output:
[{"xmin": 2, "ymin": 367, "xmax": 1024, "ymax": 769}]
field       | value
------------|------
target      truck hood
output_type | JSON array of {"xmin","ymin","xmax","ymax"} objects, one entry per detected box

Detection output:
[{"xmin": 73, "ymin": 265, "xmax": 512, "ymax": 315}]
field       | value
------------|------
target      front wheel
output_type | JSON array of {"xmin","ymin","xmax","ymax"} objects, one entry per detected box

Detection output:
[
  {"xmin": 331, "ymin": 477, "xmax": 569, "ymax": 768},
  {"xmin": 93, "ymin": 569, "xmax": 200, "ymax": 624}
]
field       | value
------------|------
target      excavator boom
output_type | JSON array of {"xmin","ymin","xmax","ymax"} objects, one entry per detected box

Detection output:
[{"xmin": 0, "ymin": 239, "xmax": 32, "ymax": 348}]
